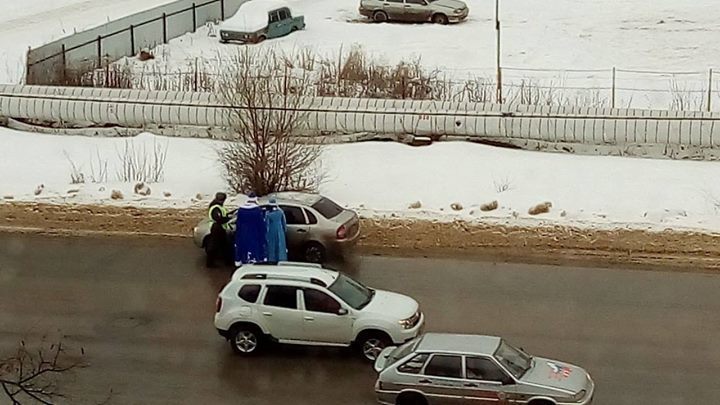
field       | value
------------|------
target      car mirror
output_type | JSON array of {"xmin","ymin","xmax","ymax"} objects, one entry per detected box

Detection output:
[
  {"xmin": 337, "ymin": 308, "xmax": 348, "ymax": 316},
  {"xmin": 502, "ymin": 377, "xmax": 515, "ymax": 385}
]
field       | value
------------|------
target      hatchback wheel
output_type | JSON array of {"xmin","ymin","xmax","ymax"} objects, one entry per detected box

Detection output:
[
  {"xmin": 373, "ymin": 11, "xmax": 389, "ymax": 23},
  {"xmin": 396, "ymin": 392, "xmax": 428, "ymax": 405},
  {"xmin": 230, "ymin": 325, "xmax": 262, "ymax": 355},
  {"xmin": 431, "ymin": 13, "xmax": 449, "ymax": 24},
  {"xmin": 358, "ymin": 332, "xmax": 390, "ymax": 361},
  {"xmin": 303, "ymin": 242, "xmax": 326, "ymax": 264}
]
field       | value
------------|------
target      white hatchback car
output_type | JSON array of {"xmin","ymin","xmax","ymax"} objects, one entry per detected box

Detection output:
[{"xmin": 214, "ymin": 262, "xmax": 424, "ymax": 360}]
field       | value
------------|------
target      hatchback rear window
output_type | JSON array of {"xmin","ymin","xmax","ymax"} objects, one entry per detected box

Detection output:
[{"xmin": 311, "ymin": 197, "xmax": 344, "ymax": 219}]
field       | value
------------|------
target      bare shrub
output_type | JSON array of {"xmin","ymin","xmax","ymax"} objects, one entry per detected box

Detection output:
[
  {"xmin": 89, "ymin": 148, "xmax": 108, "ymax": 183},
  {"xmin": 63, "ymin": 151, "xmax": 85, "ymax": 184},
  {"xmin": 216, "ymin": 47, "xmax": 323, "ymax": 196},
  {"xmin": 115, "ymin": 139, "xmax": 169, "ymax": 183},
  {"xmin": 493, "ymin": 176, "xmax": 513, "ymax": 193},
  {"xmin": 669, "ymin": 77, "xmax": 705, "ymax": 111},
  {"xmin": 0, "ymin": 338, "xmax": 86, "ymax": 404}
]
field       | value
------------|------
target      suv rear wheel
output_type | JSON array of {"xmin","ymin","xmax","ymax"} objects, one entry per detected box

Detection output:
[{"xmin": 230, "ymin": 324, "xmax": 262, "ymax": 355}]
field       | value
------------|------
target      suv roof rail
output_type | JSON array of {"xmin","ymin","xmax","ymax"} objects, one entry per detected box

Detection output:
[
  {"xmin": 240, "ymin": 273, "xmax": 267, "ymax": 280},
  {"xmin": 276, "ymin": 261, "xmax": 323, "ymax": 268}
]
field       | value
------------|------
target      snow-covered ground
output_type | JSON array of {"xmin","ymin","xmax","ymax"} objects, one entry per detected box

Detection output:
[
  {"xmin": 3, "ymin": 127, "xmax": 720, "ymax": 233},
  {"xmin": 0, "ymin": 0, "xmax": 177, "ymax": 83},
  {"xmin": 119, "ymin": 0, "xmax": 720, "ymax": 110}
]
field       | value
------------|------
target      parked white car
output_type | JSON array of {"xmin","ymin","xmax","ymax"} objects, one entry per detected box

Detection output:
[{"xmin": 214, "ymin": 262, "xmax": 424, "ymax": 360}]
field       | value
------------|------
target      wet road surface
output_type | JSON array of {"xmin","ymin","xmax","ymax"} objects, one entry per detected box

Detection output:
[{"xmin": 1, "ymin": 233, "xmax": 719, "ymax": 404}]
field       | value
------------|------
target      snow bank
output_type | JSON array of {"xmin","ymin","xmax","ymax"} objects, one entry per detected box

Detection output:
[
  {"xmin": 2, "ymin": 127, "xmax": 720, "ymax": 233},
  {"xmin": 220, "ymin": 0, "xmax": 289, "ymax": 33}
]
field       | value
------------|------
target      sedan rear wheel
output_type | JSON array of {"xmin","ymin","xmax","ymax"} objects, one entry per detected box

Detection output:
[
  {"xmin": 304, "ymin": 242, "xmax": 326, "ymax": 264},
  {"xmin": 373, "ymin": 11, "xmax": 389, "ymax": 23}
]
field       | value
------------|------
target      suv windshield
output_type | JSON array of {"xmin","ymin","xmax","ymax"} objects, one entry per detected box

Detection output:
[
  {"xmin": 493, "ymin": 340, "xmax": 532, "ymax": 379},
  {"xmin": 311, "ymin": 197, "xmax": 344, "ymax": 219},
  {"xmin": 327, "ymin": 273, "xmax": 373, "ymax": 309}
]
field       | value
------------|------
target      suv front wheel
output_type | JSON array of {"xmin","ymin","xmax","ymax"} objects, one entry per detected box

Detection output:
[
  {"xmin": 356, "ymin": 331, "xmax": 391, "ymax": 361},
  {"xmin": 230, "ymin": 324, "xmax": 263, "ymax": 355}
]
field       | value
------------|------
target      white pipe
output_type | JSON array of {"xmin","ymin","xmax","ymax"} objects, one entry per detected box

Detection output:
[{"xmin": 2, "ymin": 85, "xmax": 720, "ymax": 147}]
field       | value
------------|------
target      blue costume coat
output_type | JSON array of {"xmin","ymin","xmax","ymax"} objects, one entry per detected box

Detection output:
[
  {"xmin": 265, "ymin": 207, "xmax": 287, "ymax": 262},
  {"xmin": 234, "ymin": 204, "xmax": 267, "ymax": 264}
]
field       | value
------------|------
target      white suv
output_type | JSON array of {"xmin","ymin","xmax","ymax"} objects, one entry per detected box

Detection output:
[{"xmin": 214, "ymin": 262, "xmax": 424, "ymax": 361}]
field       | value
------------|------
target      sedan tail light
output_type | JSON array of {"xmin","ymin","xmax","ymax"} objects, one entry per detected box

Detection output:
[
  {"xmin": 216, "ymin": 296, "xmax": 222, "ymax": 313},
  {"xmin": 336, "ymin": 224, "xmax": 347, "ymax": 240}
]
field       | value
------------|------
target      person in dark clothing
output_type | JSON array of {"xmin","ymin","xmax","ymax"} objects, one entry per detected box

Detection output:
[{"xmin": 206, "ymin": 192, "xmax": 232, "ymax": 267}]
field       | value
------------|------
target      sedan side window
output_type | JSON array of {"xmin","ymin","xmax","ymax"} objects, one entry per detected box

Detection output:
[
  {"xmin": 269, "ymin": 10, "xmax": 280, "ymax": 23},
  {"xmin": 278, "ymin": 8, "xmax": 290, "ymax": 20},
  {"xmin": 424, "ymin": 355, "xmax": 463, "ymax": 379},
  {"xmin": 263, "ymin": 286, "xmax": 298, "ymax": 309},
  {"xmin": 406, "ymin": 0, "xmax": 427, "ymax": 4},
  {"xmin": 303, "ymin": 288, "xmax": 341, "ymax": 314},
  {"xmin": 466, "ymin": 357, "xmax": 512, "ymax": 383},
  {"xmin": 280, "ymin": 205, "xmax": 306, "ymax": 225},
  {"xmin": 397, "ymin": 353, "xmax": 429, "ymax": 374},
  {"xmin": 304, "ymin": 209, "xmax": 318, "ymax": 225}
]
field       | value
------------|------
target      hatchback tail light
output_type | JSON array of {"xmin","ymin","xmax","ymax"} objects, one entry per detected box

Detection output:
[
  {"xmin": 336, "ymin": 224, "xmax": 347, "ymax": 240},
  {"xmin": 216, "ymin": 296, "xmax": 222, "ymax": 313}
]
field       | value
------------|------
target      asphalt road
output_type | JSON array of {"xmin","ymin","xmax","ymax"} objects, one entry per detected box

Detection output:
[{"xmin": 1, "ymin": 234, "xmax": 719, "ymax": 405}]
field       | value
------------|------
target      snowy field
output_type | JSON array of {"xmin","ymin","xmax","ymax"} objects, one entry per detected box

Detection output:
[
  {"xmin": 119, "ymin": 0, "xmax": 720, "ymax": 110},
  {"xmin": 3, "ymin": 128, "xmax": 720, "ymax": 233},
  {"xmin": 0, "ymin": 0, "xmax": 177, "ymax": 83}
]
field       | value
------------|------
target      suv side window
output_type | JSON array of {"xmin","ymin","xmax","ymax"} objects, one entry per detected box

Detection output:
[
  {"xmin": 397, "ymin": 353, "xmax": 429, "ymax": 374},
  {"xmin": 304, "ymin": 209, "xmax": 318, "ymax": 225},
  {"xmin": 303, "ymin": 288, "xmax": 341, "ymax": 313},
  {"xmin": 238, "ymin": 284, "xmax": 261, "ymax": 303},
  {"xmin": 280, "ymin": 205, "xmax": 306, "ymax": 225},
  {"xmin": 263, "ymin": 286, "xmax": 298, "ymax": 309},
  {"xmin": 424, "ymin": 355, "xmax": 463, "ymax": 379},
  {"xmin": 466, "ymin": 357, "xmax": 511, "ymax": 383},
  {"xmin": 278, "ymin": 8, "xmax": 290, "ymax": 20}
]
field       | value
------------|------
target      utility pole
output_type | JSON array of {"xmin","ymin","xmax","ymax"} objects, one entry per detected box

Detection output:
[{"xmin": 495, "ymin": 0, "xmax": 502, "ymax": 103}]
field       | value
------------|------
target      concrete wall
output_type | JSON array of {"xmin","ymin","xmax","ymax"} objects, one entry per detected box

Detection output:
[{"xmin": 26, "ymin": 0, "xmax": 247, "ymax": 85}]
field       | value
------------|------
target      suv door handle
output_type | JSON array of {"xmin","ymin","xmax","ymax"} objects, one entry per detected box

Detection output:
[
  {"xmin": 418, "ymin": 379, "xmax": 432, "ymax": 384},
  {"xmin": 262, "ymin": 312, "xmax": 273, "ymax": 316},
  {"xmin": 464, "ymin": 382, "xmax": 478, "ymax": 387},
  {"xmin": 304, "ymin": 316, "xmax": 314, "ymax": 321}
]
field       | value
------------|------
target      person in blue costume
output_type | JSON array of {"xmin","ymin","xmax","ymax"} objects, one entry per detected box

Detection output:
[
  {"xmin": 234, "ymin": 193, "xmax": 267, "ymax": 266},
  {"xmin": 264, "ymin": 198, "xmax": 288, "ymax": 262}
]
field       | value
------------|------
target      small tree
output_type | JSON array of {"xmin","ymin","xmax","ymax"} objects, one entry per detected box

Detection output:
[
  {"xmin": 215, "ymin": 47, "xmax": 323, "ymax": 196},
  {"xmin": 0, "ymin": 339, "xmax": 86, "ymax": 404}
]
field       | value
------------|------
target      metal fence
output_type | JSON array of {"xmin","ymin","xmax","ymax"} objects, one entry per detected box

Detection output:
[{"xmin": 25, "ymin": 0, "xmax": 247, "ymax": 86}]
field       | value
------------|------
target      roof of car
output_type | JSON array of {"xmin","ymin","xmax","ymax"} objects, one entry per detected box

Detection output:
[
  {"xmin": 416, "ymin": 333, "xmax": 502, "ymax": 356},
  {"xmin": 264, "ymin": 192, "xmax": 322, "ymax": 206},
  {"xmin": 221, "ymin": 0, "xmax": 291, "ymax": 32},
  {"xmin": 231, "ymin": 262, "xmax": 338, "ymax": 286}
]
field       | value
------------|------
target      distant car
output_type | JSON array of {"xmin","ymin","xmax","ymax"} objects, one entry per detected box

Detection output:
[
  {"xmin": 374, "ymin": 333, "xmax": 594, "ymax": 405},
  {"xmin": 219, "ymin": 0, "xmax": 305, "ymax": 44},
  {"xmin": 193, "ymin": 192, "xmax": 360, "ymax": 264},
  {"xmin": 359, "ymin": 0, "xmax": 469, "ymax": 24},
  {"xmin": 214, "ymin": 262, "xmax": 424, "ymax": 361}
]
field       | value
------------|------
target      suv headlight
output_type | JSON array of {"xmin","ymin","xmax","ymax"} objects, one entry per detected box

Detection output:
[
  {"xmin": 398, "ymin": 311, "xmax": 420, "ymax": 329},
  {"xmin": 454, "ymin": 8, "xmax": 464, "ymax": 14}
]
